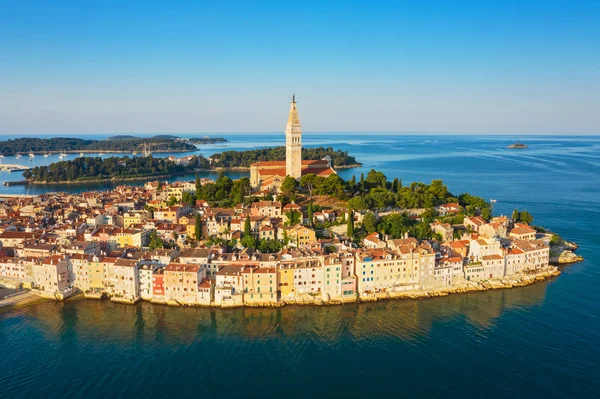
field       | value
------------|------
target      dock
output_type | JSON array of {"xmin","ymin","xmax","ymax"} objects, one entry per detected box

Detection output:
[
  {"xmin": 0, "ymin": 164, "xmax": 31, "ymax": 172},
  {"xmin": 3, "ymin": 180, "xmax": 29, "ymax": 186}
]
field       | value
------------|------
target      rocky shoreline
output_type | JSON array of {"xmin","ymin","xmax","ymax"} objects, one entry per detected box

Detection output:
[{"xmin": 55, "ymin": 266, "xmax": 561, "ymax": 310}]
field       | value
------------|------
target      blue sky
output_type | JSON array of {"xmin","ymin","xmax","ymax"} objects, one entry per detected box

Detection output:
[{"xmin": 0, "ymin": 0, "xmax": 598, "ymax": 134}]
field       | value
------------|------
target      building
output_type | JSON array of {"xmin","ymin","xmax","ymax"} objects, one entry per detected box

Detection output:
[{"xmin": 250, "ymin": 96, "xmax": 336, "ymax": 190}]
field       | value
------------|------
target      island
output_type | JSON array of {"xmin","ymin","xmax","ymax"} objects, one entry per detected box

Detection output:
[
  {"xmin": 507, "ymin": 142, "xmax": 528, "ymax": 149},
  {"xmin": 0, "ymin": 135, "xmax": 228, "ymax": 156},
  {"xmin": 20, "ymin": 146, "xmax": 360, "ymax": 184}
]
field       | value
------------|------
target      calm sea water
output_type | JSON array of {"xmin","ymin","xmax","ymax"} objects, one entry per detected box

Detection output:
[{"xmin": 1, "ymin": 133, "xmax": 599, "ymax": 398}]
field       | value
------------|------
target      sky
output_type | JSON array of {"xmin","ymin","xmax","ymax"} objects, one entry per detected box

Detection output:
[{"xmin": 0, "ymin": 0, "xmax": 599, "ymax": 135}]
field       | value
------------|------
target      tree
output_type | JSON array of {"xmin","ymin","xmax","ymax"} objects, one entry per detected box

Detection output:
[
  {"xmin": 348, "ymin": 195, "xmax": 372, "ymax": 211},
  {"xmin": 285, "ymin": 210, "xmax": 301, "ymax": 226},
  {"xmin": 300, "ymin": 173, "xmax": 318, "ymax": 198},
  {"xmin": 347, "ymin": 210, "xmax": 354, "ymax": 238},
  {"xmin": 167, "ymin": 196, "xmax": 179, "ymax": 206},
  {"xmin": 512, "ymin": 209, "xmax": 519, "ymax": 220},
  {"xmin": 392, "ymin": 177, "xmax": 399, "ymax": 193},
  {"xmin": 195, "ymin": 173, "xmax": 201, "ymax": 191},
  {"xmin": 194, "ymin": 213, "xmax": 202, "ymax": 240},
  {"xmin": 519, "ymin": 210, "xmax": 534, "ymax": 224},
  {"xmin": 283, "ymin": 230, "xmax": 290, "ymax": 245},
  {"xmin": 362, "ymin": 212, "xmax": 378, "ymax": 234},
  {"xmin": 148, "ymin": 230, "xmax": 164, "ymax": 250},
  {"xmin": 307, "ymin": 202, "xmax": 314, "ymax": 226},
  {"xmin": 259, "ymin": 239, "xmax": 283, "ymax": 253},
  {"xmin": 481, "ymin": 207, "xmax": 492, "ymax": 221},
  {"xmin": 241, "ymin": 234, "xmax": 256, "ymax": 249},
  {"xmin": 281, "ymin": 176, "xmax": 299, "ymax": 199},
  {"xmin": 244, "ymin": 216, "xmax": 252, "ymax": 237},
  {"xmin": 360, "ymin": 173, "xmax": 365, "ymax": 192}
]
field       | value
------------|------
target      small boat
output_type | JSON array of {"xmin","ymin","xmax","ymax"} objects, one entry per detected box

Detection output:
[
  {"xmin": 0, "ymin": 154, "xmax": 5, "ymax": 159},
  {"xmin": 98, "ymin": 152, "xmax": 104, "ymax": 156},
  {"xmin": 44, "ymin": 151, "xmax": 49, "ymax": 157},
  {"xmin": 79, "ymin": 152, "xmax": 84, "ymax": 157},
  {"xmin": 15, "ymin": 152, "xmax": 22, "ymax": 159},
  {"xmin": 60, "ymin": 151, "xmax": 68, "ymax": 157},
  {"xmin": 28, "ymin": 151, "xmax": 35, "ymax": 158},
  {"xmin": 490, "ymin": 199, "xmax": 497, "ymax": 203},
  {"xmin": 58, "ymin": 154, "xmax": 64, "ymax": 159},
  {"xmin": 132, "ymin": 151, "xmax": 137, "ymax": 155}
]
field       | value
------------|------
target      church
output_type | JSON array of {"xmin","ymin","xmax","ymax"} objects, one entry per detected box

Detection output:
[{"xmin": 249, "ymin": 95, "xmax": 336, "ymax": 192}]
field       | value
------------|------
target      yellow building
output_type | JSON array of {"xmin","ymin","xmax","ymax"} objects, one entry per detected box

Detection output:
[
  {"xmin": 243, "ymin": 267, "xmax": 278, "ymax": 304},
  {"xmin": 277, "ymin": 266, "xmax": 295, "ymax": 298},
  {"xmin": 279, "ymin": 225, "xmax": 317, "ymax": 248}
]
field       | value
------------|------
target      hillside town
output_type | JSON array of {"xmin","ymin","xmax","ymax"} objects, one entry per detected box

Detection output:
[{"xmin": 0, "ymin": 97, "xmax": 557, "ymax": 307}]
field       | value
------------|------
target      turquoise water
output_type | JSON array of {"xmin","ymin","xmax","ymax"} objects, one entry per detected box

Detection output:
[{"xmin": 1, "ymin": 134, "xmax": 599, "ymax": 398}]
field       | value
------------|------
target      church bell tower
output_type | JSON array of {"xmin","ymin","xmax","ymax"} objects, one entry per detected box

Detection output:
[{"xmin": 285, "ymin": 94, "xmax": 302, "ymax": 179}]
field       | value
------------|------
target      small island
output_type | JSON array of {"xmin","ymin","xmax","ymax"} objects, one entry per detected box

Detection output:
[
  {"xmin": 507, "ymin": 142, "xmax": 528, "ymax": 149},
  {"xmin": 0, "ymin": 135, "xmax": 228, "ymax": 156}
]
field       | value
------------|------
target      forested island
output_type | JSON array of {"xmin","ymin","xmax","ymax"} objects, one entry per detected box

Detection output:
[
  {"xmin": 0, "ymin": 136, "xmax": 228, "ymax": 155},
  {"xmin": 206, "ymin": 147, "xmax": 361, "ymax": 169},
  {"xmin": 23, "ymin": 156, "xmax": 186, "ymax": 183},
  {"xmin": 21, "ymin": 146, "xmax": 359, "ymax": 184},
  {"xmin": 21, "ymin": 147, "xmax": 360, "ymax": 184}
]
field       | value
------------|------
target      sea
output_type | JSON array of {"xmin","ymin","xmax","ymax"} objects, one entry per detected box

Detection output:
[{"xmin": 0, "ymin": 133, "xmax": 599, "ymax": 398}]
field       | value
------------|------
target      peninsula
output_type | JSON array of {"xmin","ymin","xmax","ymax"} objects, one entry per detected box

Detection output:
[
  {"xmin": 0, "ymin": 135, "xmax": 227, "ymax": 156},
  {"xmin": 0, "ymin": 97, "xmax": 580, "ymax": 309}
]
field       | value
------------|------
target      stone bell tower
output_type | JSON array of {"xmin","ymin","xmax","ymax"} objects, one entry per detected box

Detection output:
[{"xmin": 285, "ymin": 94, "xmax": 302, "ymax": 179}]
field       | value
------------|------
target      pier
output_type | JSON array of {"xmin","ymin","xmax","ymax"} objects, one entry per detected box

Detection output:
[{"xmin": 0, "ymin": 164, "xmax": 31, "ymax": 172}]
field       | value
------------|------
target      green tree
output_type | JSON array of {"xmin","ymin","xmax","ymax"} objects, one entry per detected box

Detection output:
[
  {"xmin": 244, "ymin": 216, "xmax": 252, "ymax": 237},
  {"xmin": 167, "ymin": 196, "xmax": 179, "ymax": 206},
  {"xmin": 285, "ymin": 210, "xmax": 301, "ymax": 226},
  {"xmin": 360, "ymin": 173, "xmax": 365, "ymax": 192},
  {"xmin": 194, "ymin": 213, "xmax": 202, "ymax": 240},
  {"xmin": 281, "ymin": 176, "xmax": 299, "ymax": 199},
  {"xmin": 362, "ymin": 212, "xmax": 378, "ymax": 234},
  {"xmin": 300, "ymin": 173, "xmax": 319, "ymax": 198},
  {"xmin": 148, "ymin": 230, "xmax": 164, "ymax": 250},
  {"xmin": 347, "ymin": 210, "xmax": 354, "ymax": 238},
  {"xmin": 519, "ymin": 210, "xmax": 534, "ymax": 224},
  {"xmin": 512, "ymin": 209, "xmax": 519, "ymax": 220}
]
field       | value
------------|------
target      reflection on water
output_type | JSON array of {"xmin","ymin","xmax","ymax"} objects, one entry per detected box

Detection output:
[{"xmin": 4, "ymin": 280, "xmax": 550, "ymax": 344}]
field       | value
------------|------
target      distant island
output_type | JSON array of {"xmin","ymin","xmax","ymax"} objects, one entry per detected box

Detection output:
[
  {"xmin": 507, "ymin": 142, "xmax": 528, "ymax": 149},
  {"xmin": 0, "ymin": 135, "xmax": 228, "ymax": 156},
  {"xmin": 21, "ymin": 146, "xmax": 360, "ymax": 184}
]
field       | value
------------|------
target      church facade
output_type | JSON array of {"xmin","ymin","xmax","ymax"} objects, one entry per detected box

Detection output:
[{"xmin": 250, "ymin": 96, "xmax": 336, "ymax": 192}]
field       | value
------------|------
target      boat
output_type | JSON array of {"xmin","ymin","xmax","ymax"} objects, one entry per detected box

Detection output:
[
  {"xmin": 0, "ymin": 154, "xmax": 5, "ymax": 159},
  {"xmin": 490, "ymin": 199, "xmax": 497, "ymax": 203},
  {"xmin": 44, "ymin": 151, "xmax": 49, "ymax": 157},
  {"xmin": 15, "ymin": 152, "xmax": 22, "ymax": 159},
  {"xmin": 132, "ymin": 151, "xmax": 137, "ymax": 155},
  {"xmin": 28, "ymin": 151, "xmax": 35, "ymax": 158},
  {"xmin": 507, "ymin": 142, "xmax": 528, "ymax": 149},
  {"xmin": 58, "ymin": 154, "xmax": 64, "ymax": 159},
  {"xmin": 98, "ymin": 152, "xmax": 104, "ymax": 156},
  {"xmin": 79, "ymin": 152, "xmax": 84, "ymax": 157},
  {"xmin": 60, "ymin": 151, "xmax": 68, "ymax": 157}
]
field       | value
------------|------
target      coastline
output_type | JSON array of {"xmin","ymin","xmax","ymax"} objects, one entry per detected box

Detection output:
[{"xmin": 62, "ymin": 266, "xmax": 561, "ymax": 310}]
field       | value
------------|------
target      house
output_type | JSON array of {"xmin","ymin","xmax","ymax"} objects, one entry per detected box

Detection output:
[
  {"xmin": 242, "ymin": 267, "xmax": 278, "ymax": 304},
  {"xmin": 464, "ymin": 216, "xmax": 487, "ymax": 233},
  {"xmin": 509, "ymin": 223, "xmax": 537, "ymax": 240}
]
